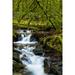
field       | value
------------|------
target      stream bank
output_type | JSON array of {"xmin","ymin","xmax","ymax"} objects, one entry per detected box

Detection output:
[{"xmin": 13, "ymin": 27, "xmax": 62, "ymax": 75}]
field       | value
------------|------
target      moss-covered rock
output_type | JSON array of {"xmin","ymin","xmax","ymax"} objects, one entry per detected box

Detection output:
[{"xmin": 40, "ymin": 34, "xmax": 62, "ymax": 53}]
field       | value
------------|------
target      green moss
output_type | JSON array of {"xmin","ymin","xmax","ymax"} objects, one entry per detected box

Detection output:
[
  {"xmin": 40, "ymin": 34, "xmax": 62, "ymax": 52},
  {"xmin": 13, "ymin": 19, "xmax": 53, "ymax": 31}
]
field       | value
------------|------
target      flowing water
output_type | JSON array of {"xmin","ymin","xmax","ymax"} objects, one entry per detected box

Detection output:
[{"xmin": 14, "ymin": 30, "xmax": 47, "ymax": 75}]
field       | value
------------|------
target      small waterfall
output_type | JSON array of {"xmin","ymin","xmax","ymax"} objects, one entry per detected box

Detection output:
[{"xmin": 14, "ymin": 30, "xmax": 46, "ymax": 75}]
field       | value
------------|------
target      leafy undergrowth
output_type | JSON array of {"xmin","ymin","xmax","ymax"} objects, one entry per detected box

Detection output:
[
  {"xmin": 40, "ymin": 34, "xmax": 62, "ymax": 53},
  {"xmin": 13, "ymin": 19, "xmax": 54, "ymax": 31}
]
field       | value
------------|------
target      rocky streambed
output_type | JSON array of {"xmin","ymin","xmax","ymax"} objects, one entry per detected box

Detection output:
[{"xmin": 13, "ymin": 29, "xmax": 62, "ymax": 75}]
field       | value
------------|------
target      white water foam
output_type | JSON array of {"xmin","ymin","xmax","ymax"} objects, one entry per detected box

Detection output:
[{"xmin": 14, "ymin": 30, "xmax": 46, "ymax": 75}]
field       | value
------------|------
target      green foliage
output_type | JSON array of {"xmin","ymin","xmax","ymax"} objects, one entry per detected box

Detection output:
[
  {"xmin": 13, "ymin": 0, "xmax": 62, "ymax": 30},
  {"xmin": 40, "ymin": 34, "xmax": 62, "ymax": 52}
]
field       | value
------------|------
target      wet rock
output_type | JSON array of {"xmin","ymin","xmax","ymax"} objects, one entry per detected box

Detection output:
[
  {"xmin": 13, "ymin": 60, "xmax": 24, "ymax": 72},
  {"xmin": 33, "ymin": 49, "xmax": 43, "ymax": 56},
  {"xmin": 44, "ymin": 57, "xmax": 51, "ymax": 73}
]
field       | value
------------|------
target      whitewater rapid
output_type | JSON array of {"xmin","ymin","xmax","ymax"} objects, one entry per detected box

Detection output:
[{"xmin": 14, "ymin": 30, "xmax": 46, "ymax": 75}]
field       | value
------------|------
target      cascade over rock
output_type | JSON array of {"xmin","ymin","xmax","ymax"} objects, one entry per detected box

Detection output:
[{"xmin": 14, "ymin": 30, "xmax": 47, "ymax": 75}]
